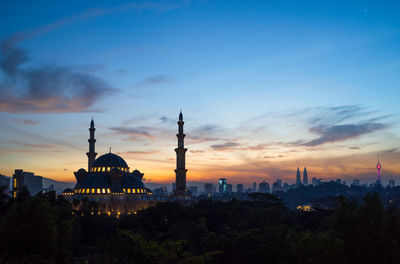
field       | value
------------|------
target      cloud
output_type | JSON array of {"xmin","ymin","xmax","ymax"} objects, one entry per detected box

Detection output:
[
  {"xmin": 11, "ymin": 118, "xmax": 40, "ymax": 125},
  {"xmin": 211, "ymin": 142, "xmax": 241, "ymax": 150},
  {"xmin": 9, "ymin": 140, "xmax": 56, "ymax": 149},
  {"xmin": 382, "ymin": 148, "xmax": 398, "ymax": 154},
  {"xmin": 109, "ymin": 126, "xmax": 154, "ymax": 141},
  {"xmin": 134, "ymin": 75, "xmax": 171, "ymax": 87},
  {"xmin": 3, "ymin": 2, "xmax": 183, "ymax": 48},
  {"xmin": 0, "ymin": 46, "xmax": 114, "ymax": 113},
  {"xmin": 301, "ymin": 123, "xmax": 386, "ymax": 146},
  {"xmin": 0, "ymin": 2, "xmax": 185, "ymax": 113},
  {"xmin": 117, "ymin": 150, "xmax": 160, "ymax": 155}
]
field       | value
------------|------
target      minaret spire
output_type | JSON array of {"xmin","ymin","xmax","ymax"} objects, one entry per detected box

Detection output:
[
  {"xmin": 86, "ymin": 118, "xmax": 97, "ymax": 171},
  {"xmin": 174, "ymin": 110, "xmax": 188, "ymax": 196}
]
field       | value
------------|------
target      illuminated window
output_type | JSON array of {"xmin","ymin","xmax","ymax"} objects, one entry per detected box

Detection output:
[
  {"xmin": 107, "ymin": 167, "xmax": 110, "ymax": 172},
  {"xmin": 132, "ymin": 189, "xmax": 136, "ymax": 193},
  {"xmin": 13, "ymin": 179, "xmax": 17, "ymax": 188},
  {"xmin": 107, "ymin": 188, "xmax": 110, "ymax": 193},
  {"xmin": 102, "ymin": 188, "xmax": 105, "ymax": 193},
  {"xmin": 123, "ymin": 188, "xmax": 126, "ymax": 192},
  {"xmin": 97, "ymin": 188, "xmax": 100, "ymax": 194},
  {"xmin": 91, "ymin": 189, "xmax": 95, "ymax": 194},
  {"xmin": 127, "ymin": 189, "xmax": 131, "ymax": 193},
  {"xmin": 102, "ymin": 167, "xmax": 105, "ymax": 172}
]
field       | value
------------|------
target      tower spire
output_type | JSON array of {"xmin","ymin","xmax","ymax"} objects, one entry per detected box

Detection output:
[
  {"xmin": 86, "ymin": 118, "xmax": 97, "ymax": 171},
  {"xmin": 296, "ymin": 167, "xmax": 301, "ymax": 186},
  {"xmin": 376, "ymin": 155, "xmax": 382, "ymax": 185},
  {"xmin": 174, "ymin": 111, "xmax": 189, "ymax": 196},
  {"xmin": 303, "ymin": 166, "xmax": 308, "ymax": 186}
]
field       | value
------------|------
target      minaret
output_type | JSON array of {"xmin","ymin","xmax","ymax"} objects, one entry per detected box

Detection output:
[
  {"xmin": 86, "ymin": 118, "xmax": 97, "ymax": 171},
  {"xmin": 303, "ymin": 166, "xmax": 308, "ymax": 186},
  {"xmin": 376, "ymin": 157, "xmax": 382, "ymax": 185},
  {"xmin": 296, "ymin": 167, "xmax": 301, "ymax": 186},
  {"xmin": 174, "ymin": 111, "xmax": 188, "ymax": 194}
]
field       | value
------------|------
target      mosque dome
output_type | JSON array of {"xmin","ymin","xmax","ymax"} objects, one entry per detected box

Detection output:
[{"xmin": 93, "ymin": 153, "xmax": 129, "ymax": 169}]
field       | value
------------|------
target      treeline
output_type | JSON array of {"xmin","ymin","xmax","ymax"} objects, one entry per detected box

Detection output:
[{"xmin": 0, "ymin": 187, "xmax": 399, "ymax": 264}]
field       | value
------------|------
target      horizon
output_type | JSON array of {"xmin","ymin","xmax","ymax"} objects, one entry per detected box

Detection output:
[{"xmin": 1, "ymin": 1, "xmax": 399, "ymax": 185}]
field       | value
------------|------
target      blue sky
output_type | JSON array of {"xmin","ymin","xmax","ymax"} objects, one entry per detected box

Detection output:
[{"xmin": 0, "ymin": 0, "xmax": 399, "ymax": 186}]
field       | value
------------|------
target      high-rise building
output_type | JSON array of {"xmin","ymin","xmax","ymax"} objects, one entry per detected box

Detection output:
[
  {"xmin": 259, "ymin": 181, "xmax": 270, "ymax": 193},
  {"xmin": 226, "ymin": 184, "xmax": 232, "ymax": 194},
  {"xmin": 272, "ymin": 179, "xmax": 283, "ymax": 193},
  {"xmin": 188, "ymin": 186, "xmax": 198, "ymax": 196},
  {"xmin": 13, "ymin": 169, "xmax": 43, "ymax": 198},
  {"xmin": 352, "ymin": 179, "xmax": 360, "ymax": 186},
  {"xmin": 174, "ymin": 111, "xmax": 190, "ymax": 197},
  {"xmin": 0, "ymin": 174, "xmax": 10, "ymax": 196},
  {"xmin": 303, "ymin": 167, "xmax": 308, "ymax": 186},
  {"xmin": 253, "ymin": 182, "xmax": 257, "ymax": 192},
  {"xmin": 296, "ymin": 167, "xmax": 301, "ymax": 186},
  {"xmin": 236, "ymin": 184, "xmax": 243, "ymax": 193},
  {"xmin": 204, "ymin": 183, "xmax": 213, "ymax": 194},
  {"xmin": 219, "ymin": 178, "xmax": 227, "ymax": 194},
  {"xmin": 389, "ymin": 178, "xmax": 395, "ymax": 188}
]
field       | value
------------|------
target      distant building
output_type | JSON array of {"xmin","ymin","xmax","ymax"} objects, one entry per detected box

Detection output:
[
  {"xmin": 0, "ymin": 175, "xmax": 10, "ymax": 196},
  {"xmin": 336, "ymin": 179, "xmax": 342, "ymax": 185},
  {"xmin": 259, "ymin": 181, "xmax": 270, "ymax": 193},
  {"xmin": 226, "ymin": 184, "xmax": 232, "ymax": 194},
  {"xmin": 236, "ymin": 184, "xmax": 243, "ymax": 193},
  {"xmin": 43, "ymin": 184, "xmax": 55, "ymax": 193},
  {"xmin": 352, "ymin": 179, "xmax": 360, "ymax": 186},
  {"xmin": 13, "ymin": 169, "xmax": 43, "ymax": 198},
  {"xmin": 188, "ymin": 186, "xmax": 198, "ymax": 196},
  {"xmin": 219, "ymin": 178, "xmax": 227, "ymax": 194},
  {"xmin": 252, "ymin": 182, "xmax": 257, "ymax": 192},
  {"xmin": 296, "ymin": 168, "xmax": 301, "ymax": 186},
  {"xmin": 172, "ymin": 183, "xmax": 176, "ymax": 192},
  {"xmin": 312, "ymin": 177, "xmax": 323, "ymax": 186},
  {"xmin": 204, "ymin": 183, "xmax": 213, "ymax": 195},
  {"xmin": 153, "ymin": 187, "xmax": 168, "ymax": 196},
  {"xmin": 303, "ymin": 167, "xmax": 308, "ymax": 185},
  {"xmin": 272, "ymin": 179, "xmax": 283, "ymax": 193},
  {"xmin": 389, "ymin": 178, "xmax": 395, "ymax": 188}
]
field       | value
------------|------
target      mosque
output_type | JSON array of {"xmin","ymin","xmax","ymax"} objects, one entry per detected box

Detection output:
[{"xmin": 62, "ymin": 111, "xmax": 190, "ymax": 214}]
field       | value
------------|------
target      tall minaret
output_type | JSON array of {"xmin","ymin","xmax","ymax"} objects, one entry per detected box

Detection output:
[
  {"xmin": 303, "ymin": 166, "xmax": 308, "ymax": 186},
  {"xmin": 86, "ymin": 118, "xmax": 97, "ymax": 171},
  {"xmin": 174, "ymin": 111, "xmax": 187, "ymax": 194},
  {"xmin": 296, "ymin": 167, "xmax": 301, "ymax": 186}
]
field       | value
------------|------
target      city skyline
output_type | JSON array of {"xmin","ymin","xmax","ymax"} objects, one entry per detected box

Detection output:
[{"xmin": 1, "ymin": 1, "xmax": 400, "ymax": 185}]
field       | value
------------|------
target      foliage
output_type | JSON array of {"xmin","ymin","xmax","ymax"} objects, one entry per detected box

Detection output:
[{"xmin": 0, "ymin": 192, "xmax": 399, "ymax": 263}]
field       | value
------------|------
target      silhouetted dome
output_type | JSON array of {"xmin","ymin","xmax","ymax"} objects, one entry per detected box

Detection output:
[
  {"xmin": 62, "ymin": 188, "xmax": 74, "ymax": 194},
  {"xmin": 77, "ymin": 168, "xmax": 87, "ymax": 174},
  {"xmin": 93, "ymin": 153, "xmax": 128, "ymax": 168}
]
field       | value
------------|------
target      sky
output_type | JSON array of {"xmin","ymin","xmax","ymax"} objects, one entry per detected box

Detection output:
[{"xmin": 0, "ymin": 0, "xmax": 399, "ymax": 187}]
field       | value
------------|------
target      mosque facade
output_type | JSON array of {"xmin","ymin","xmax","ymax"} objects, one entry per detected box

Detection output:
[{"xmin": 62, "ymin": 112, "xmax": 190, "ymax": 214}]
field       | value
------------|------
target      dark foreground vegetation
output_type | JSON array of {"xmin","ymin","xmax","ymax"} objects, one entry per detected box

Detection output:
[{"xmin": 0, "ymin": 187, "xmax": 399, "ymax": 264}]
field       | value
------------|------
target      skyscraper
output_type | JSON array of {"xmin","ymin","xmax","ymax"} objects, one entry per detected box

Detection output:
[
  {"xmin": 303, "ymin": 167, "xmax": 308, "ymax": 186},
  {"xmin": 236, "ymin": 184, "xmax": 243, "ymax": 193},
  {"xmin": 174, "ymin": 111, "xmax": 189, "ymax": 196},
  {"xmin": 86, "ymin": 118, "xmax": 97, "ymax": 171},
  {"xmin": 226, "ymin": 184, "xmax": 233, "ymax": 194},
  {"xmin": 296, "ymin": 167, "xmax": 301, "ymax": 186},
  {"xmin": 12, "ymin": 169, "xmax": 43, "ymax": 198},
  {"xmin": 204, "ymin": 183, "xmax": 213, "ymax": 194},
  {"xmin": 253, "ymin": 182, "xmax": 257, "ymax": 192},
  {"xmin": 219, "ymin": 178, "xmax": 227, "ymax": 194},
  {"xmin": 259, "ymin": 181, "xmax": 270, "ymax": 193}
]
